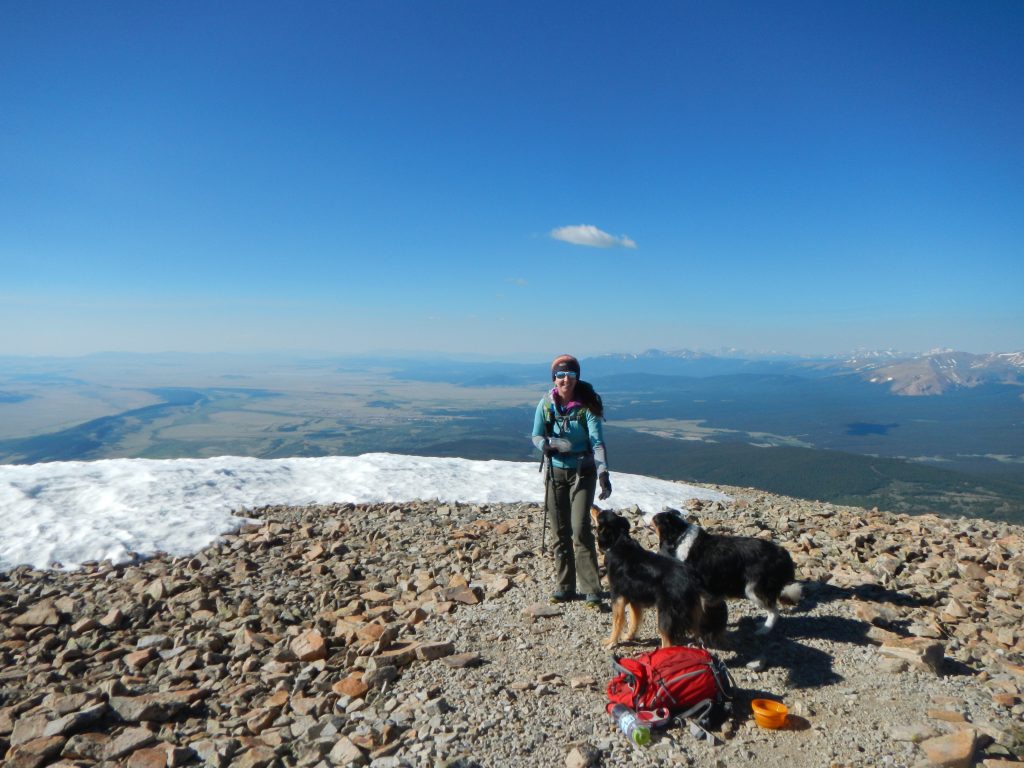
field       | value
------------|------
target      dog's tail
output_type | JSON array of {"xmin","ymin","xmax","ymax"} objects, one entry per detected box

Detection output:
[{"xmin": 779, "ymin": 582, "xmax": 803, "ymax": 607}]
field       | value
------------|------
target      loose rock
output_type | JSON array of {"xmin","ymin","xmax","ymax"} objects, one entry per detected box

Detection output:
[{"xmin": 0, "ymin": 496, "xmax": 1021, "ymax": 768}]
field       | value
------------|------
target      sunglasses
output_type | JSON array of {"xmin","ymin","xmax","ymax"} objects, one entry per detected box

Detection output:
[{"xmin": 554, "ymin": 371, "xmax": 578, "ymax": 380}]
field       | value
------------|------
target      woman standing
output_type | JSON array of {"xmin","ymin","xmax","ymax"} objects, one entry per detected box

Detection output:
[{"xmin": 532, "ymin": 354, "xmax": 612, "ymax": 605}]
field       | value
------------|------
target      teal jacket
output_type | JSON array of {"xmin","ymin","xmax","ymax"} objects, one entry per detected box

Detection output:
[{"xmin": 532, "ymin": 391, "xmax": 608, "ymax": 473}]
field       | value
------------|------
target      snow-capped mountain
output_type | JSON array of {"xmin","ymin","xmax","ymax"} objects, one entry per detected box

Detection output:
[
  {"xmin": 582, "ymin": 348, "xmax": 1024, "ymax": 395},
  {"xmin": 849, "ymin": 350, "xmax": 1024, "ymax": 396}
]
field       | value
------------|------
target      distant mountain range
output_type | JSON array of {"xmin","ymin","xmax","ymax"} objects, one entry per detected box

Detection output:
[
  {"xmin": 1, "ymin": 348, "xmax": 1021, "ymax": 521},
  {"xmin": 586, "ymin": 348, "xmax": 1024, "ymax": 397},
  {"xmin": 844, "ymin": 350, "xmax": 1024, "ymax": 395}
]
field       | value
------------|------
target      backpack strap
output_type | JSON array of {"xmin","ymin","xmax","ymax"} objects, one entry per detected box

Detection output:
[
  {"xmin": 542, "ymin": 394, "xmax": 554, "ymax": 439},
  {"xmin": 611, "ymin": 656, "xmax": 635, "ymax": 682},
  {"xmin": 543, "ymin": 392, "xmax": 591, "ymax": 442},
  {"xmin": 673, "ymin": 700, "xmax": 718, "ymax": 744},
  {"xmin": 707, "ymin": 657, "xmax": 737, "ymax": 701},
  {"xmin": 677, "ymin": 699, "xmax": 714, "ymax": 722},
  {"xmin": 610, "ymin": 656, "xmax": 641, "ymax": 711}
]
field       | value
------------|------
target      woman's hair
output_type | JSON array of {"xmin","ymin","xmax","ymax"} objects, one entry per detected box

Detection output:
[{"xmin": 575, "ymin": 380, "xmax": 604, "ymax": 418}]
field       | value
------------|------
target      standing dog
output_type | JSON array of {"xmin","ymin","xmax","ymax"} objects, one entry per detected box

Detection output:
[
  {"xmin": 591, "ymin": 506, "xmax": 710, "ymax": 648},
  {"xmin": 653, "ymin": 509, "xmax": 801, "ymax": 634}
]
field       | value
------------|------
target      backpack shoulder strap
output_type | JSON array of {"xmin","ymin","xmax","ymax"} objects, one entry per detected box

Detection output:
[
  {"xmin": 542, "ymin": 393, "xmax": 554, "ymax": 436},
  {"xmin": 574, "ymin": 407, "xmax": 591, "ymax": 445},
  {"xmin": 611, "ymin": 655, "xmax": 642, "ymax": 685},
  {"xmin": 543, "ymin": 392, "xmax": 590, "ymax": 436},
  {"xmin": 609, "ymin": 654, "xmax": 650, "ymax": 711}
]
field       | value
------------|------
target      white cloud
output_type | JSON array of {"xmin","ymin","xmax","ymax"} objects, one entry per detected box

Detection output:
[{"xmin": 550, "ymin": 224, "xmax": 637, "ymax": 249}]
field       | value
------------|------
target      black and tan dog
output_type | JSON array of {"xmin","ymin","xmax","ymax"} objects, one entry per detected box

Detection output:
[
  {"xmin": 591, "ymin": 506, "xmax": 708, "ymax": 649},
  {"xmin": 653, "ymin": 508, "xmax": 801, "ymax": 635}
]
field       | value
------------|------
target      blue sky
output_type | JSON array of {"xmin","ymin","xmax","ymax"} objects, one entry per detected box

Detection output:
[{"xmin": 2, "ymin": 1, "xmax": 1021, "ymax": 359}]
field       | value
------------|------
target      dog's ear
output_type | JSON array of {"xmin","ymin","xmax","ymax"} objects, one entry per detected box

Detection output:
[{"xmin": 665, "ymin": 508, "xmax": 690, "ymax": 527}]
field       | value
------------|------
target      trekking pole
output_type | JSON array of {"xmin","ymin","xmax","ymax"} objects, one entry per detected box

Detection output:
[{"xmin": 539, "ymin": 453, "xmax": 550, "ymax": 554}]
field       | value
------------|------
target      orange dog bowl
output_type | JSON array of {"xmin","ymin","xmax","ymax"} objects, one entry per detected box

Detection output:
[{"xmin": 751, "ymin": 698, "xmax": 788, "ymax": 729}]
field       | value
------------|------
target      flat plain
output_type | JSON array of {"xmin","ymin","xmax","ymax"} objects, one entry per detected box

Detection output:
[{"xmin": 1, "ymin": 353, "xmax": 1022, "ymax": 522}]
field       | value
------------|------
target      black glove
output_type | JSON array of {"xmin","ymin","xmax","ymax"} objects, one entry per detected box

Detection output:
[
  {"xmin": 542, "ymin": 439, "xmax": 557, "ymax": 459},
  {"xmin": 598, "ymin": 471, "xmax": 612, "ymax": 500}
]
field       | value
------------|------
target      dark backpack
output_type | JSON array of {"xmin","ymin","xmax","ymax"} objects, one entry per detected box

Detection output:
[
  {"xmin": 541, "ymin": 381, "xmax": 604, "ymax": 436},
  {"xmin": 606, "ymin": 646, "xmax": 734, "ymax": 738},
  {"xmin": 542, "ymin": 393, "xmax": 591, "ymax": 435}
]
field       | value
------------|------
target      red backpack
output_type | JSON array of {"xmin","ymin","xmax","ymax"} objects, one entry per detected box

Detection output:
[{"xmin": 606, "ymin": 646, "xmax": 734, "ymax": 736}]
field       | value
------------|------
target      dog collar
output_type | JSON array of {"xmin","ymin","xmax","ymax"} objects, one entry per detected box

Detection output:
[{"xmin": 674, "ymin": 524, "xmax": 702, "ymax": 563}]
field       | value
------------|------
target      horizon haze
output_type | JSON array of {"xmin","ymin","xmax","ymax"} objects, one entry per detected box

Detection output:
[{"xmin": 1, "ymin": 349, "xmax": 1022, "ymax": 522}]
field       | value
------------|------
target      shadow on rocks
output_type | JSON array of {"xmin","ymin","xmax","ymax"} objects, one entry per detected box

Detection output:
[
  {"xmin": 941, "ymin": 656, "xmax": 976, "ymax": 677},
  {"xmin": 790, "ymin": 583, "xmax": 981, "ymax": 678},
  {"xmin": 727, "ymin": 615, "xmax": 854, "ymax": 688},
  {"xmin": 783, "ymin": 612, "xmax": 876, "ymax": 646},
  {"xmin": 799, "ymin": 581, "xmax": 934, "ymax": 612}
]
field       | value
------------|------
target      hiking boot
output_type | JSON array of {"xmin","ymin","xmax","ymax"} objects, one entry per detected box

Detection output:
[
  {"xmin": 583, "ymin": 593, "xmax": 602, "ymax": 608},
  {"xmin": 550, "ymin": 590, "xmax": 577, "ymax": 604}
]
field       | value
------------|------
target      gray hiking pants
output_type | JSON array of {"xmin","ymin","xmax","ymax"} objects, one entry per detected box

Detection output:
[{"xmin": 545, "ymin": 465, "xmax": 602, "ymax": 596}]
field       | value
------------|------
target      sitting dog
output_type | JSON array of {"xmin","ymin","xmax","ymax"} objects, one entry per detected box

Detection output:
[
  {"xmin": 591, "ymin": 506, "xmax": 711, "ymax": 649},
  {"xmin": 653, "ymin": 509, "xmax": 801, "ymax": 635}
]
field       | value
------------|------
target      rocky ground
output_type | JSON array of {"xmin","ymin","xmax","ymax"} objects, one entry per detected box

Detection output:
[{"xmin": 2, "ymin": 485, "xmax": 1023, "ymax": 767}]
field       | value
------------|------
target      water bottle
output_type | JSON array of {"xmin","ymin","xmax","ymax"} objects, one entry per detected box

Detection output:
[{"xmin": 609, "ymin": 703, "xmax": 651, "ymax": 746}]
